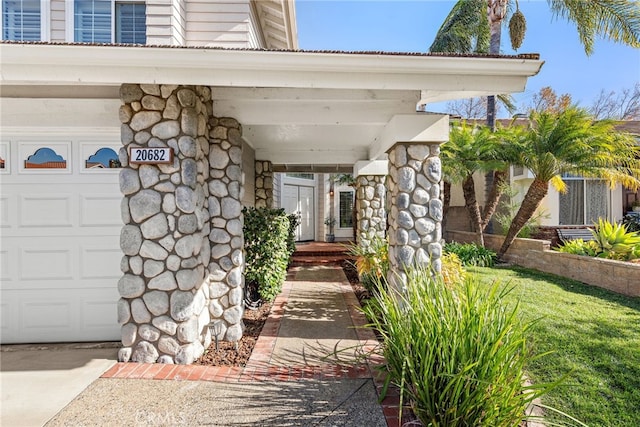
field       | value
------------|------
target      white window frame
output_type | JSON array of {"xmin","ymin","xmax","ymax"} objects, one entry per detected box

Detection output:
[
  {"xmin": 65, "ymin": 0, "xmax": 144, "ymax": 43},
  {"xmin": 338, "ymin": 190, "xmax": 354, "ymax": 229},
  {"xmin": 1, "ymin": 0, "xmax": 50, "ymax": 41},
  {"xmin": 559, "ymin": 175, "xmax": 612, "ymax": 226}
]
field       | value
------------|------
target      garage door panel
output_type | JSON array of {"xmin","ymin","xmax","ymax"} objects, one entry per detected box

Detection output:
[
  {"xmin": 81, "ymin": 298, "xmax": 118, "ymax": 328},
  {"xmin": 0, "ymin": 194, "xmax": 11, "ymax": 228},
  {"xmin": 1, "ymin": 301, "xmax": 16, "ymax": 337},
  {"xmin": 80, "ymin": 243, "xmax": 121, "ymax": 280},
  {"xmin": 23, "ymin": 300, "xmax": 73, "ymax": 329},
  {"xmin": 2, "ymin": 287, "xmax": 120, "ymax": 343},
  {"xmin": 18, "ymin": 194, "xmax": 74, "ymax": 228},
  {"xmin": 0, "ymin": 249, "xmax": 10, "ymax": 281},
  {"xmin": 80, "ymin": 194, "xmax": 122, "ymax": 227},
  {"xmin": 20, "ymin": 246, "xmax": 74, "ymax": 281},
  {"xmin": 3, "ymin": 238, "xmax": 119, "ymax": 290}
]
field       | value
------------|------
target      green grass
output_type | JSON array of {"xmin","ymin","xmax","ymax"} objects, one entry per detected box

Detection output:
[{"xmin": 470, "ymin": 266, "xmax": 640, "ymax": 427}]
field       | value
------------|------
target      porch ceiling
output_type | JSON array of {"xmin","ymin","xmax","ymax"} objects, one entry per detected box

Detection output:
[{"xmin": 0, "ymin": 43, "xmax": 544, "ymax": 169}]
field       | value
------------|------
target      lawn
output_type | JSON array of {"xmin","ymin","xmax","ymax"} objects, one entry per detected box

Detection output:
[{"xmin": 470, "ymin": 265, "xmax": 640, "ymax": 427}]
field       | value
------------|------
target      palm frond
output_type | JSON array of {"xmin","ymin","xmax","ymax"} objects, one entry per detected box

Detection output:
[
  {"xmin": 430, "ymin": 0, "xmax": 489, "ymax": 53},
  {"xmin": 548, "ymin": 0, "xmax": 640, "ymax": 55}
]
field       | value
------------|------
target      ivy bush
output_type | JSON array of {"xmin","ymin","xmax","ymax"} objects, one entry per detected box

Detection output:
[
  {"xmin": 444, "ymin": 242, "xmax": 497, "ymax": 267},
  {"xmin": 243, "ymin": 207, "xmax": 291, "ymax": 302}
]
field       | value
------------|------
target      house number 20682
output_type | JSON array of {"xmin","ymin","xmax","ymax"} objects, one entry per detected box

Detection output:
[{"xmin": 129, "ymin": 147, "xmax": 173, "ymax": 165}]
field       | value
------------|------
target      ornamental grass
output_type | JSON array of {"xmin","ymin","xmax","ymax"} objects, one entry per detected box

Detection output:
[{"xmin": 364, "ymin": 267, "xmax": 562, "ymax": 426}]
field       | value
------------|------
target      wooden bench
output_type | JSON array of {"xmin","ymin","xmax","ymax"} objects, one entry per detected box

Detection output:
[{"xmin": 557, "ymin": 228, "xmax": 596, "ymax": 243}]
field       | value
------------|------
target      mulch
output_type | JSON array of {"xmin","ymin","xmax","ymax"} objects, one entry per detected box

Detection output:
[{"xmin": 193, "ymin": 302, "xmax": 272, "ymax": 367}]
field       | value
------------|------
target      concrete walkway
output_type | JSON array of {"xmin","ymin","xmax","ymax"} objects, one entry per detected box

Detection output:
[{"xmin": 2, "ymin": 265, "xmax": 399, "ymax": 426}]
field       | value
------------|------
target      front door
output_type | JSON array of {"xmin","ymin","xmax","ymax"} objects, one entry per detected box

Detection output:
[{"xmin": 283, "ymin": 184, "xmax": 315, "ymax": 241}]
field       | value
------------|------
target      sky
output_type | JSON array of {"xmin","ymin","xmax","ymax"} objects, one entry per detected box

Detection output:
[{"xmin": 295, "ymin": 0, "xmax": 640, "ymax": 117}]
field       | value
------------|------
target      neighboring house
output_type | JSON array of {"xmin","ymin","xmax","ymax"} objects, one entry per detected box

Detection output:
[
  {"xmin": 510, "ymin": 119, "xmax": 639, "ymax": 227},
  {"xmin": 446, "ymin": 119, "xmax": 640, "ymax": 234},
  {"xmin": 0, "ymin": 0, "xmax": 542, "ymax": 363}
]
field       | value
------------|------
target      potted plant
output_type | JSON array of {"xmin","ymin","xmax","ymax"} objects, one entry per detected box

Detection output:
[
  {"xmin": 324, "ymin": 216, "xmax": 336, "ymax": 243},
  {"xmin": 632, "ymin": 200, "xmax": 640, "ymax": 212}
]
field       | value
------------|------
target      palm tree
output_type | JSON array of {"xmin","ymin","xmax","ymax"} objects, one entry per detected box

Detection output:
[
  {"xmin": 441, "ymin": 122, "xmax": 509, "ymax": 246},
  {"xmin": 432, "ymin": 0, "xmax": 640, "ymax": 242},
  {"xmin": 497, "ymin": 106, "xmax": 640, "ymax": 258},
  {"xmin": 431, "ymin": 0, "xmax": 640, "ymax": 124}
]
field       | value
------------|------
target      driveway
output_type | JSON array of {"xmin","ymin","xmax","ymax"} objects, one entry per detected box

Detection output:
[{"xmin": 0, "ymin": 344, "xmax": 118, "ymax": 427}]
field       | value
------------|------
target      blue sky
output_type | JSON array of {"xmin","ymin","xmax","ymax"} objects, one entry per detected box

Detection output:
[{"xmin": 296, "ymin": 0, "xmax": 640, "ymax": 117}]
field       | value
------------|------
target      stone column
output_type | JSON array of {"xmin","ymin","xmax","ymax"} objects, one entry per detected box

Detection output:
[
  {"xmin": 255, "ymin": 160, "xmax": 274, "ymax": 208},
  {"xmin": 386, "ymin": 143, "xmax": 444, "ymax": 292},
  {"xmin": 118, "ymin": 84, "xmax": 212, "ymax": 364},
  {"xmin": 207, "ymin": 117, "xmax": 245, "ymax": 342},
  {"xmin": 355, "ymin": 175, "xmax": 387, "ymax": 248}
]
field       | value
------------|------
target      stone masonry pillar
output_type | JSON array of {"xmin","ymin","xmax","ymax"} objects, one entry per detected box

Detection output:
[
  {"xmin": 255, "ymin": 160, "xmax": 274, "ymax": 208},
  {"xmin": 386, "ymin": 143, "xmax": 444, "ymax": 293},
  {"xmin": 355, "ymin": 175, "xmax": 387, "ymax": 248},
  {"xmin": 207, "ymin": 117, "xmax": 245, "ymax": 342},
  {"xmin": 118, "ymin": 84, "xmax": 212, "ymax": 364}
]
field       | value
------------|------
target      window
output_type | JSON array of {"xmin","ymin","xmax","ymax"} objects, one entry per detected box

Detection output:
[
  {"xmin": 73, "ymin": 1, "xmax": 145, "ymax": 44},
  {"xmin": 559, "ymin": 177, "xmax": 609, "ymax": 225},
  {"xmin": 2, "ymin": 0, "xmax": 41, "ymax": 41},
  {"xmin": 286, "ymin": 173, "xmax": 314, "ymax": 180},
  {"xmin": 115, "ymin": 2, "xmax": 145, "ymax": 43},
  {"xmin": 74, "ymin": 0, "xmax": 111, "ymax": 43},
  {"xmin": 339, "ymin": 191, "xmax": 354, "ymax": 228}
]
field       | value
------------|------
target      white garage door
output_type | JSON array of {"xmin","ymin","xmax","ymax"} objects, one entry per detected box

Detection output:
[{"xmin": 0, "ymin": 137, "xmax": 122, "ymax": 344}]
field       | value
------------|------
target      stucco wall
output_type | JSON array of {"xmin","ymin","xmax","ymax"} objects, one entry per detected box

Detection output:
[
  {"xmin": 449, "ymin": 170, "xmax": 486, "ymax": 206},
  {"xmin": 447, "ymin": 230, "xmax": 640, "ymax": 298}
]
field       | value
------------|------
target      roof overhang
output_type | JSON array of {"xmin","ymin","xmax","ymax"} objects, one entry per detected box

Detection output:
[
  {"xmin": 0, "ymin": 43, "xmax": 543, "ymax": 169},
  {"xmin": 252, "ymin": 0, "xmax": 298, "ymax": 50}
]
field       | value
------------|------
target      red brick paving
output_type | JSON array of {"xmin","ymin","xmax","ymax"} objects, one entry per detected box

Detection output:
[{"xmin": 100, "ymin": 252, "xmax": 399, "ymax": 426}]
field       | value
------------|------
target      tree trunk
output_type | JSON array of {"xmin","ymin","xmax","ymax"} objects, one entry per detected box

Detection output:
[
  {"xmin": 481, "ymin": 169, "xmax": 507, "ymax": 231},
  {"xmin": 498, "ymin": 177, "xmax": 548, "ymax": 259},
  {"xmin": 443, "ymin": 180, "xmax": 451, "ymax": 233},
  {"xmin": 462, "ymin": 174, "xmax": 484, "ymax": 247}
]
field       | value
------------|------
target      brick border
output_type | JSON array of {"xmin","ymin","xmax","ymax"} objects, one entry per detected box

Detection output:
[{"xmin": 101, "ymin": 265, "xmax": 404, "ymax": 426}]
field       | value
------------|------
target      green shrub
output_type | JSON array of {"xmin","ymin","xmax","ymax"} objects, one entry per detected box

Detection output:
[
  {"xmin": 286, "ymin": 213, "xmax": 301, "ymax": 257},
  {"xmin": 364, "ymin": 268, "xmax": 557, "ymax": 426},
  {"xmin": 557, "ymin": 219, "xmax": 640, "ymax": 261},
  {"xmin": 444, "ymin": 241, "xmax": 497, "ymax": 267},
  {"xmin": 622, "ymin": 213, "xmax": 640, "ymax": 233},
  {"xmin": 243, "ymin": 207, "xmax": 291, "ymax": 302},
  {"xmin": 556, "ymin": 239, "xmax": 599, "ymax": 257}
]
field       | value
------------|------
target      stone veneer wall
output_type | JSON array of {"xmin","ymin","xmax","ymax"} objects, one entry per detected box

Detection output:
[
  {"xmin": 117, "ymin": 84, "xmax": 246, "ymax": 364},
  {"xmin": 386, "ymin": 143, "xmax": 444, "ymax": 291},
  {"xmin": 447, "ymin": 230, "xmax": 640, "ymax": 297},
  {"xmin": 355, "ymin": 175, "xmax": 387, "ymax": 247},
  {"xmin": 207, "ymin": 117, "xmax": 245, "ymax": 342},
  {"xmin": 255, "ymin": 160, "xmax": 274, "ymax": 208},
  {"xmin": 118, "ymin": 84, "xmax": 212, "ymax": 364}
]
